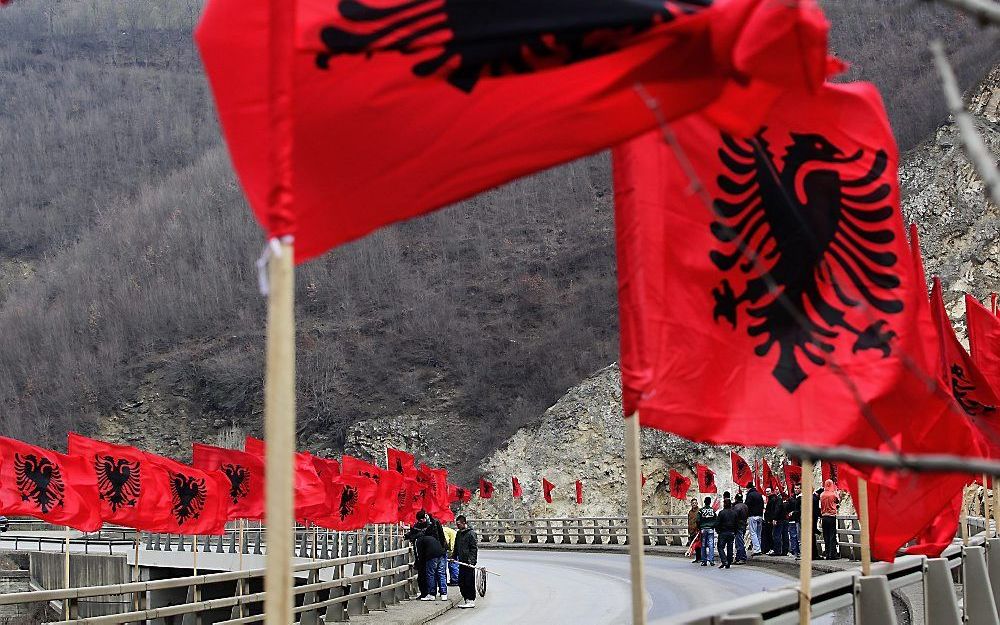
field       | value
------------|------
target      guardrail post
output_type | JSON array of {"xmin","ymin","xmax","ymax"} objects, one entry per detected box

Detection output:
[
  {"xmin": 368, "ymin": 556, "xmax": 385, "ymax": 612},
  {"xmin": 513, "ymin": 519, "xmax": 524, "ymax": 544},
  {"xmin": 855, "ymin": 575, "xmax": 897, "ymax": 625},
  {"xmin": 642, "ymin": 517, "xmax": 652, "ymax": 546},
  {"xmin": 301, "ymin": 568, "xmax": 322, "ymax": 625},
  {"xmin": 925, "ymin": 557, "xmax": 962, "ymax": 625},
  {"xmin": 228, "ymin": 529, "xmax": 237, "ymax": 553},
  {"xmin": 592, "ymin": 519, "xmax": 603, "ymax": 545},
  {"xmin": 608, "ymin": 519, "xmax": 620, "ymax": 545},
  {"xmin": 577, "ymin": 519, "xmax": 587, "ymax": 545},
  {"xmin": 497, "ymin": 520, "xmax": 507, "ymax": 544},
  {"xmin": 347, "ymin": 560, "xmax": 368, "ymax": 616},
  {"xmin": 561, "ymin": 519, "xmax": 572, "ymax": 544},
  {"xmin": 544, "ymin": 520, "xmax": 555, "ymax": 544},
  {"xmin": 987, "ymin": 538, "xmax": 1000, "ymax": 611},
  {"xmin": 321, "ymin": 530, "xmax": 330, "ymax": 559},
  {"xmin": 963, "ymin": 546, "xmax": 999, "ymax": 625},
  {"xmin": 380, "ymin": 553, "xmax": 395, "ymax": 607},
  {"xmin": 653, "ymin": 518, "xmax": 667, "ymax": 546},
  {"xmin": 324, "ymin": 563, "xmax": 348, "ymax": 623},
  {"xmin": 164, "ymin": 534, "xmax": 173, "ymax": 552}
]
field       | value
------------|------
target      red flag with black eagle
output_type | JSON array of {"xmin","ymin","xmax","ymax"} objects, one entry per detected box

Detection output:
[
  {"xmin": 311, "ymin": 455, "xmax": 341, "ymax": 482},
  {"xmin": 783, "ymin": 464, "xmax": 802, "ymax": 494},
  {"xmin": 512, "ymin": 477, "xmax": 523, "ymax": 499},
  {"xmin": 313, "ymin": 474, "xmax": 377, "ymax": 530},
  {"xmin": 196, "ymin": 0, "xmax": 829, "ymax": 263},
  {"xmin": 192, "ymin": 443, "xmax": 265, "ymax": 521},
  {"xmin": 575, "ymin": 480, "xmax": 584, "ymax": 504},
  {"xmin": 731, "ymin": 451, "xmax": 753, "ymax": 488},
  {"xmin": 0, "ymin": 437, "xmax": 101, "ymax": 532},
  {"xmin": 696, "ymin": 464, "xmax": 717, "ymax": 493},
  {"xmin": 143, "ymin": 453, "xmax": 229, "ymax": 535},
  {"xmin": 760, "ymin": 460, "xmax": 781, "ymax": 494},
  {"xmin": 448, "ymin": 483, "xmax": 472, "ymax": 504},
  {"xmin": 387, "ymin": 448, "xmax": 416, "ymax": 478},
  {"xmin": 543, "ymin": 478, "xmax": 556, "ymax": 504},
  {"xmin": 245, "ymin": 437, "xmax": 329, "ymax": 521},
  {"xmin": 67, "ymin": 433, "xmax": 169, "ymax": 529},
  {"xmin": 967, "ymin": 294, "xmax": 1000, "ymax": 395},
  {"xmin": 613, "ymin": 80, "xmax": 973, "ymax": 458},
  {"xmin": 821, "ymin": 461, "xmax": 838, "ymax": 485},
  {"xmin": 479, "ymin": 477, "xmax": 494, "ymax": 500},
  {"xmin": 669, "ymin": 470, "xmax": 691, "ymax": 500}
]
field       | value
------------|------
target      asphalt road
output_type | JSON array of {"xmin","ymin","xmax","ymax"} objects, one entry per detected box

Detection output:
[{"xmin": 429, "ymin": 550, "xmax": 825, "ymax": 625}]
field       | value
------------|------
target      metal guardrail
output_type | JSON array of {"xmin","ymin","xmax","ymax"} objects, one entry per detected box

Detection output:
[
  {"xmin": 0, "ymin": 533, "xmax": 417, "ymax": 624},
  {"xmin": 470, "ymin": 515, "xmax": 865, "ymax": 560},
  {"xmin": 658, "ymin": 517, "xmax": 997, "ymax": 625}
]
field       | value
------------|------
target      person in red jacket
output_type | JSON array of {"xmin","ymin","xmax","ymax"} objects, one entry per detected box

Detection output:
[{"xmin": 820, "ymin": 480, "xmax": 841, "ymax": 560}]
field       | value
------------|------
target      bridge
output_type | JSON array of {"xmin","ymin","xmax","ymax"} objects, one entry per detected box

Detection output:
[{"xmin": 0, "ymin": 516, "xmax": 989, "ymax": 624}]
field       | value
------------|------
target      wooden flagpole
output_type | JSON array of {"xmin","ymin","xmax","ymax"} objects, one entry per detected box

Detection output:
[
  {"xmin": 993, "ymin": 479, "xmax": 999, "ymax": 538},
  {"xmin": 64, "ymin": 528, "xmax": 71, "ymax": 619},
  {"xmin": 799, "ymin": 460, "xmax": 814, "ymax": 625},
  {"xmin": 624, "ymin": 413, "xmax": 647, "ymax": 625},
  {"xmin": 264, "ymin": 239, "xmax": 296, "ymax": 625},
  {"xmin": 961, "ymin": 484, "xmax": 971, "ymax": 545},
  {"xmin": 858, "ymin": 478, "xmax": 871, "ymax": 577},
  {"xmin": 984, "ymin": 474, "xmax": 991, "ymax": 536}
]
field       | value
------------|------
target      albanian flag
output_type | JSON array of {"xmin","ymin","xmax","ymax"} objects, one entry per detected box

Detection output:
[
  {"xmin": 967, "ymin": 295, "xmax": 1000, "ymax": 395},
  {"xmin": 370, "ymin": 467, "xmax": 405, "ymax": 524},
  {"xmin": 192, "ymin": 443, "xmax": 265, "ymax": 520},
  {"xmin": 448, "ymin": 483, "xmax": 472, "ymax": 504},
  {"xmin": 67, "ymin": 433, "xmax": 170, "ymax": 529},
  {"xmin": 669, "ymin": 470, "xmax": 691, "ymax": 500},
  {"xmin": 905, "ymin": 491, "xmax": 962, "ymax": 557},
  {"xmin": 614, "ymin": 80, "xmax": 962, "ymax": 454},
  {"xmin": 512, "ymin": 477, "xmax": 523, "ymax": 499},
  {"xmin": 311, "ymin": 456, "xmax": 341, "ymax": 482},
  {"xmin": 821, "ymin": 461, "xmax": 839, "ymax": 485},
  {"xmin": 143, "ymin": 453, "xmax": 229, "ymax": 535},
  {"xmin": 731, "ymin": 452, "xmax": 753, "ymax": 488},
  {"xmin": 696, "ymin": 464, "xmax": 717, "ymax": 493},
  {"xmin": 479, "ymin": 477, "xmax": 494, "ymax": 499},
  {"xmin": 761, "ymin": 461, "xmax": 781, "ymax": 494},
  {"xmin": 245, "ymin": 437, "xmax": 329, "ymax": 521},
  {"xmin": 315, "ymin": 474, "xmax": 377, "ymax": 531},
  {"xmin": 575, "ymin": 480, "xmax": 584, "ymax": 504},
  {"xmin": 543, "ymin": 478, "xmax": 556, "ymax": 504},
  {"xmin": 387, "ymin": 448, "xmax": 416, "ymax": 478},
  {"xmin": 196, "ymin": 0, "xmax": 829, "ymax": 262},
  {"xmin": 0, "ymin": 437, "xmax": 101, "ymax": 532},
  {"xmin": 342, "ymin": 455, "xmax": 383, "ymax": 484},
  {"xmin": 783, "ymin": 464, "xmax": 802, "ymax": 494}
]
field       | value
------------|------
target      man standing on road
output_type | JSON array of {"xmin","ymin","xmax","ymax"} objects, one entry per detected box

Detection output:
[
  {"xmin": 697, "ymin": 496, "xmax": 718, "ymax": 566},
  {"xmin": 443, "ymin": 524, "xmax": 459, "ymax": 586},
  {"xmin": 416, "ymin": 529, "xmax": 448, "ymax": 601},
  {"xmin": 745, "ymin": 483, "xmax": 764, "ymax": 557},
  {"xmin": 716, "ymin": 498, "xmax": 738, "ymax": 569},
  {"xmin": 820, "ymin": 480, "xmax": 841, "ymax": 560},
  {"xmin": 787, "ymin": 485, "xmax": 802, "ymax": 560},
  {"xmin": 762, "ymin": 487, "xmax": 777, "ymax": 555},
  {"xmin": 733, "ymin": 493, "xmax": 749, "ymax": 564},
  {"xmin": 454, "ymin": 515, "xmax": 479, "ymax": 609},
  {"xmin": 687, "ymin": 498, "xmax": 701, "ymax": 564}
]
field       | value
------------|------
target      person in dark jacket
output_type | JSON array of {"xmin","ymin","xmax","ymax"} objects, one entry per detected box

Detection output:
[
  {"xmin": 786, "ymin": 485, "xmax": 802, "ymax": 559},
  {"xmin": 733, "ymin": 493, "xmax": 749, "ymax": 564},
  {"xmin": 716, "ymin": 499, "xmax": 739, "ymax": 569},
  {"xmin": 419, "ymin": 510, "xmax": 447, "ymax": 552},
  {"xmin": 697, "ymin": 497, "xmax": 718, "ymax": 566},
  {"xmin": 404, "ymin": 521, "xmax": 431, "ymax": 598},
  {"xmin": 762, "ymin": 488, "xmax": 777, "ymax": 555},
  {"xmin": 687, "ymin": 498, "xmax": 701, "ymax": 564},
  {"xmin": 745, "ymin": 484, "xmax": 765, "ymax": 556},
  {"xmin": 453, "ymin": 515, "xmax": 479, "ymax": 609},
  {"xmin": 812, "ymin": 487, "xmax": 823, "ymax": 559},
  {"xmin": 416, "ymin": 532, "xmax": 448, "ymax": 601},
  {"xmin": 771, "ymin": 493, "xmax": 789, "ymax": 556}
]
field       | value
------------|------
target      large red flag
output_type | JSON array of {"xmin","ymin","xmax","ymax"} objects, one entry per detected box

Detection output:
[
  {"xmin": 342, "ymin": 456, "xmax": 384, "ymax": 483},
  {"xmin": 614, "ymin": 80, "xmax": 964, "ymax": 455},
  {"xmin": 67, "ymin": 433, "xmax": 169, "ymax": 529},
  {"xmin": 386, "ymin": 448, "xmax": 416, "ymax": 478},
  {"xmin": 314, "ymin": 474, "xmax": 377, "ymax": 530},
  {"xmin": 479, "ymin": 477, "xmax": 494, "ymax": 499},
  {"xmin": 904, "ymin": 491, "xmax": 962, "ymax": 557},
  {"xmin": 783, "ymin": 464, "xmax": 802, "ymax": 494},
  {"xmin": 0, "ymin": 438, "xmax": 101, "ymax": 532},
  {"xmin": 967, "ymin": 295, "xmax": 1000, "ymax": 395},
  {"xmin": 821, "ymin": 461, "xmax": 839, "ymax": 485},
  {"xmin": 143, "ymin": 453, "xmax": 229, "ymax": 535},
  {"xmin": 761, "ymin": 461, "xmax": 781, "ymax": 494},
  {"xmin": 192, "ymin": 443, "xmax": 265, "ymax": 521},
  {"xmin": 370, "ymin": 468, "xmax": 404, "ymax": 524},
  {"xmin": 311, "ymin": 456, "xmax": 341, "ymax": 482},
  {"xmin": 512, "ymin": 477, "xmax": 523, "ymax": 499},
  {"xmin": 196, "ymin": 0, "xmax": 829, "ymax": 262},
  {"xmin": 669, "ymin": 470, "xmax": 691, "ymax": 501},
  {"xmin": 245, "ymin": 437, "xmax": 328, "ymax": 521},
  {"xmin": 730, "ymin": 452, "xmax": 753, "ymax": 488},
  {"xmin": 696, "ymin": 464, "xmax": 717, "ymax": 493},
  {"xmin": 542, "ymin": 478, "xmax": 556, "ymax": 504}
]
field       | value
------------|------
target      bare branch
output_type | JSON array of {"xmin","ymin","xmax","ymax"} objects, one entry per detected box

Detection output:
[
  {"xmin": 934, "ymin": 0, "xmax": 1000, "ymax": 25},
  {"xmin": 930, "ymin": 40, "xmax": 1000, "ymax": 208}
]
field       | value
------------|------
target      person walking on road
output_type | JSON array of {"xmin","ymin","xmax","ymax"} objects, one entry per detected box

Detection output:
[
  {"xmin": 733, "ymin": 492, "xmax": 749, "ymax": 564},
  {"xmin": 716, "ymin": 498, "xmax": 738, "ymax": 569},
  {"xmin": 687, "ymin": 498, "xmax": 702, "ymax": 564},
  {"xmin": 820, "ymin": 479, "xmax": 841, "ymax": 560},
  {"xmin": 745, "ymin": 484, "xmax": 764, "ymax": 557},
  {"xmin": 698, "ymin": 496, "xmax": 718, "ymax": 566},
  {"xmin": 454, "ymin": 515, "xmax": 479, "ymax": 609}
]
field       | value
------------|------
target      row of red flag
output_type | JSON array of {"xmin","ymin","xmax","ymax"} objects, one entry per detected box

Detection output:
[
  {"xmin": 0, "ymin": 435, "xmax": 464, "ymax": 534},
  {"xmin": 478, "ymin": 477, "xmax": 584, "ymax": 504}
]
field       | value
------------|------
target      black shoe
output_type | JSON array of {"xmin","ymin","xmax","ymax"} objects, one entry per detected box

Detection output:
[
  {"xmin": 701, "ymin": 561, "xmax": 707, "ymax": 567},
  {"xmin": 725, "ymin": 565, "xmax": 731, "ymax": 569},
  {"xmin": 710, "ymin": 561, "xmax": 716, "ymax": 566}
]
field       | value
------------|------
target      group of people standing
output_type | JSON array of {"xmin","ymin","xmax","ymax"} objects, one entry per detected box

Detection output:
[
  {"xmin": 405, "ymin": 511, "xmax": 480, "ymax": 609},
  {"xmin": 687, "ymin": 479, "xmax": 843, "ymax": 567}
]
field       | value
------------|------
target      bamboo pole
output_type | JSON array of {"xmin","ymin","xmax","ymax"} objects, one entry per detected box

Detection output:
[
  {"xmin": 993, "ymin": 479, "xmax": 999, "ymax": 538},
  {"xmin": 858, "ymin": 478, "xmax": 871, "ymax": 577},
  {"xmin": 264, "ymin": 239, "xmax": 295, "ymax": 625},
  {"xmin": 962, "ymin": 485, "xmax": 971, "ymax": 545},
  {"xmin": 984, "ymin": 474, "xmax": 991, "ymax": 536},
  {"xmin": 798, "ymin": 460, "xmax": 814, "ymax": 625},
  {"xmin": 64, "ymin": 527, "xmax": 71, "ymax": 619},
  {"xmin": 624, "ymin": 413, "xmax": 647, "ymax": 625}
]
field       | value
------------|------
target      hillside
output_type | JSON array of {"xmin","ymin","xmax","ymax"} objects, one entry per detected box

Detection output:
[{"xmin": 0, "ymin": 0, "xmax": 997, "ymax": 483}]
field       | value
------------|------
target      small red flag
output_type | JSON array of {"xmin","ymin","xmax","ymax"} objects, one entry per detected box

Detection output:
[
  {"xmin": 479, "ymin": 477, "xmax": 494, "ymax": 500},
  {"xmin": 387, "ymin": 448, "xmax": 416, "ymax": 478},
  {"xmin": 68, "ymin": 433, "xmax": 169, "ymax": 529},
  {"xmin": 696, "ymin": 464, "xmax": 717, "ymax": 494},
  {"xmin": 0, "ymin": 437, "xmax": 101, "ymax": 532},
  {"xmin": 783, "ymin": 465, "xmax": 802, "ymax": 494},
  {"xmin": 669, "ymin": 470, "xmax": 691, "ymax": 501},
  {"xmin": 512, "ymin": 477, "xmax": 523, "ymax": 499},
  {"xmin": 575, "ymin": 480, "xmax": 584, "ymax": 505},
  {"xmin": 192, "ymin": 443, "xmax": 265, "ymax": 521},
  {"xmin": 641, "ymin": 474, "xmax": 648, "ymax": 488},
  {"xmin": 143, "ymin": 453, "xmax": 229, "ymax": 535},
  {"xmin": 730, "ymin": 452, "xmax": 754, "ymax": 489},
  {"xmin": 447, "ymin": 483, "xmax": 472, "ymax": 505},
  {"xmin": 821, "ymin": 461, "xmax": 838, "ymax": 486},
  {"xmin": 761, "ymin": 461, "xmax": 782, "ymax": 495},
  {"xmin": 196, "ymin": 0, "xmax": 829, "ymax": 263},
  {"xmin": 542, "ymin": 478, "xmax": 556, "ymax": 504}
]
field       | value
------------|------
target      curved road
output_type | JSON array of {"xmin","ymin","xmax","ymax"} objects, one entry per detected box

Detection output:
[{"xmin": 431, "ymin": 550, "xmax": 827, "ymax": 624}]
